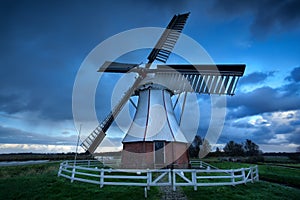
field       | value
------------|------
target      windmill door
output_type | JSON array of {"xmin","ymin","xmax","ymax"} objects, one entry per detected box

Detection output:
[{"xmin": 154, "ymin": 141, "xmax": 165, "ymax": 165}]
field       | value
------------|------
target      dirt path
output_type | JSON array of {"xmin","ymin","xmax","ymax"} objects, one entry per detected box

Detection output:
[{"xmin": 159, "ymin": 185, "xmax": 187, "ymax": 200}]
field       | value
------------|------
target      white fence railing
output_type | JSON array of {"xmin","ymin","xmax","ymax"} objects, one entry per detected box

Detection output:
[
  {"xmin": 58, "ymin": 160, "xmax": 259, "ymax": 192},
  {"xmin": 173, "ymin": 166, "xmax": 259, "ymax": 191},
  {"xmin": 189, "ymin": 160, "xmax": 222, "ymax": 170},
  {"xmin": 58, "ymin": 160, "xmax": 171, "ymax": 189}
]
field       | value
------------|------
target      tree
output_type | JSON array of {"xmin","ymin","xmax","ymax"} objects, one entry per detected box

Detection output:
[
  {"xmin": 199, "ymin": 139, "xmax": 211, "ymax": 158},
  {"xmin": 223, "ymin": 141, "xmax": 244, "ymax": 157},
  {"xmin": 188, "ymin": 135, "xmax": 202, "ymax": 158},
  {"xmin": 188, "ymin": 135, "xmax": 212, "ymax": 158},
  {"xmin": 223, "ymin": 140, "xmax": 235, "ymax": 155},
  {"xmin": 213, "ymin": 147, "xmax": 222, "ymax": 157},
  {"xmin": 244, "ymin": 139, "xmax": 259, "ymax": 156}
]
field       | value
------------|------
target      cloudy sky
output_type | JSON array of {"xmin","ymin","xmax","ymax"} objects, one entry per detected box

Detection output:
[{"xmin": 1, "ymin": 0, "xmax": 300, "ymax": 153}]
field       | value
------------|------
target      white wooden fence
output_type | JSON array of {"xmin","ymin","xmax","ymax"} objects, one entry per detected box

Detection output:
[
  {"xmin": 58, "ymin": 160, "xmax": 259, "ymax": 192},
  {"xmin": 58, "ymin": 160, "xmax": 171, "ymax": 189},
  {"xmin": 173, "ymin": 166, "xmax": 259, "ymax": 191},
  {"xmin": 189, "ymin": 160, "xmax": 221, "ymax": 170}
]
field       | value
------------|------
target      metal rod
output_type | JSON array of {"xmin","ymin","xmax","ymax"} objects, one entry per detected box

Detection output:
[
  {"xmin": 172, "ymin": 93, "xmax": 181, "ymax": 110},
  {"xmin": 179, "ymin": 92, "xmax": 188, "ymax": 126},
  {"xmin": 74, "ymin": 124, "xmax": 82, "ymax": 167},
  {"xmin": 129, "ymin": 98, "xmax": 137, "ymax": 109}
]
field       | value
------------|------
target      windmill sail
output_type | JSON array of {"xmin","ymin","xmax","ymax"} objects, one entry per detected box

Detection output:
[
  {"xmin": 147, "ymin": 12, "xmax": 190, "ymax": 63},
  {"xmin": 98, "ymin": 61, "xmax": 139, "ymax": 73},
  {"xmin": 152, "ymin": 64, "xmax": 245, "ymax": 95},
  {"xmin": 81, "ymin": 13, "xmax": 190, "ymax": 153}
]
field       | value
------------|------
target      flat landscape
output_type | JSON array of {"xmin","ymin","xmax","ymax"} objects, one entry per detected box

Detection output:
[{"xmin": 0, "ymin": 157, "xmax": 299, "ymax": 199}]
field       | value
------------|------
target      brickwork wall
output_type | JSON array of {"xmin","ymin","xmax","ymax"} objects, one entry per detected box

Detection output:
[{"xmin": 122, "ymin": 142, "xmax": 189, "ymax": 169}]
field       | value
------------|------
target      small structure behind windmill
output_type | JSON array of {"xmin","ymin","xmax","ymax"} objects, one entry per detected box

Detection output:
[{"xmin": 80, "ymin": 12, "xmax": 245, "ymax": 169}]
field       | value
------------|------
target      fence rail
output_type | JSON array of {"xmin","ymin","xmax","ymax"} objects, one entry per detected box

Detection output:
[
  {"xmin": 172, "ymin": 166, "xmax": 259, "ymax": 191},
  {"xmin": 58, "ymin": 160, "xmax": 258, "ymax": 191}
]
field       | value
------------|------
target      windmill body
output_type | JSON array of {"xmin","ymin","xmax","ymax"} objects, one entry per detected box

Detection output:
[
  {"xmin": 80, "ymin": 13, "xmax": 246, "ymax": 169},
  {"xmin": 122, "ymin": 83, "xmax": 189, "ymax": 168}
]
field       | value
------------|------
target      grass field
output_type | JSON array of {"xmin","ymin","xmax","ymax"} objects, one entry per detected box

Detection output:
[
  {"xmin": 183, "ymin": 181, "xmax": 300, "ymax": 200},
  {"xmin": 0, "ymin": 161, "xmax": 299, "ymax": 199},
  {"xmin": 206, "ymin": 160, "xmax": 300, "ymax": 188},
  {"xmin": 0, "ymin": 162, "xmax": 160, "ymax": 200}
]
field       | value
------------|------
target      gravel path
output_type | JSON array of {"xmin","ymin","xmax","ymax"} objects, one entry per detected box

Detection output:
[{"xmin": 159, "ymin": 185, "xmax": 187, "ymax": 200}]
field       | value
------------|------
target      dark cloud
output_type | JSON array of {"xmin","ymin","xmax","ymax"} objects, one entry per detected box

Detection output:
[
  {"xmin": 210, "ymin": 0, "xmax": 300, "ymax": 38},
  {"xmin": 227, "ymin": 85, "xmax": 300, "ymax": 118},
  {"xmin": 251, "ymin": 0, "xmax": 300, "ymax": 37},
  {"xmin": 288, "ymin": 130, "xmax": 300, "ymax": 144},
  {"xmin": 0, "ymin": 93, "xmax": 27, "ymax": 114},
  {"xmin": 141, "ymin": 0, "xmax": 189, "ymax": 12},
  {"xmin": 209, "ymin": 0, "xmax": 258, "ymax": 15},
  {"xmin": 286, "ymin": 66, "xmax": 300, "ymax": 82},
  {"xmin": 0, "ymin": 1, "xmax": 111, "ymax": 121},
  {"xmin": 0, "ymin": 0, "xmax": 192, "ymax": 122},
  {"xmin": 274, "ymin": 125, "xmax": 296, "ymax": 134},
  {"xmin": 291, "ymin": 120, "xmax": 300, "ymax": 126},
  {"xmin": 0, "ymin": 125, "xmax": 75, "ymax": 145},
  {"xmin": 228, "ymin": 87, "xmax": 271, "ymax": 117},
  {"xmin": 227, "ymin": 66, "xmax": 300, "ymax": 119},
  {"xmin": 240, "ymin": 71, "xmax": 274, "ymax": 85}
]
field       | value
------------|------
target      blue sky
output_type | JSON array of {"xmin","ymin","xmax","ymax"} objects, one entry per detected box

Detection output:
[{"xmin": 1, "ymin": 0, "xmax": 300, "ymax": 153}]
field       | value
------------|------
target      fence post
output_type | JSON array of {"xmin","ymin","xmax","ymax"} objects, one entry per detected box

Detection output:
[
  {"xmin": 168, "ymin": 169, "xmax": 171, "ymax": 186},
  {"xmin": 88, "ymin": 160, "xmax": 90, "ymax": 167},
  {"xmin": 71, "ymin": 167, "xmax": 76, "ymax": 183},
  {"xmin": 231, "ymin": 169, "xmax": 235, "ymax": 185},
  {"xmin": 100, "ymin": 168, "xmax": 104, "ymax": 188},
  {"xmin": 172, "ymin": 170, "xmax": 176, "ymax": 191},
  {"xmin": 250, "ymin": 167, "xmax": 254, "ymax": 183},
  {"xmin": 57, "ymin": 163, "xmax": 62, "ymax": 177},
  {"xmin": 241, "ymin": 168, "xmax": 245, "ymax": 184},
  {"xmin": 192, "ymin": 170, "xmax": 197, "ymax": 191},
  {"xmin": 144, "ymin": 187, "xmax": 147, "ymax": 199},
  {"xmin": 255, "ymin": 165, "xmax": 259, "ymax": 181},
  {"xmin": 147, "ymin": 169, "xmax": 151, "ymax": 190}
]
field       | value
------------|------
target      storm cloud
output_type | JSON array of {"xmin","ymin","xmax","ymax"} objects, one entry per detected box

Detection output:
[
  {"xmin": 239, "ymin": 71, "xmax": 275, "ymax": 85},
  {"xmin": 210, "ymin": 0, "xmax": 300, "ymax": 38}
]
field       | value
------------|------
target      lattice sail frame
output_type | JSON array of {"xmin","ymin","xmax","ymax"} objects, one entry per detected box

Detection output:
[{"xmin": 150, "ymin": 64, "xmax": 245, "ymax": 95}]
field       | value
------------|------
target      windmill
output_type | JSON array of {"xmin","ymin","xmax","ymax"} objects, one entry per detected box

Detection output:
[{"xmin": 80, "ymin": 12, "xmax": 245, "ymax": 168}]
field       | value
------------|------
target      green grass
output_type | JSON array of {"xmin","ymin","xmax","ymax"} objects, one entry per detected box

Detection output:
[
  {"xmin": 208, "ymin": 161, "xmax": 300, "ymax": 188},
  {"xmin": 258, "ymin": 164, "xmax": 300, "ymax": 188},
  {"xmin": 170, "ymin": 160, "xmax": 300, "ymax": 199},
  {"xmin": 280, "ymin": 163, "xmax": 300, "ymax": 168},
  {"xmin": 209, "ymin": 161, "xmax": 252, "ymax": 169},
  {"xmin": 182, "ymin": 181, "xmax": 300, "ymax": 200},
  {"xmin": 1, "ymin": 161, "xmax": 300, "ymax": 199},
  {"xmin": 185, "ymin": 160, "xmax": 300, "ymax": 199},
  {"xmin": 0, "ymin": 163, "xmax": 161, "ymax": 200}
]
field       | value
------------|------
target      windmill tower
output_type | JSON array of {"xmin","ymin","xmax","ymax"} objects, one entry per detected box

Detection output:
[{"xmin": 80, "ymin": 13, "xmax": 245, "ymax": 169}]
